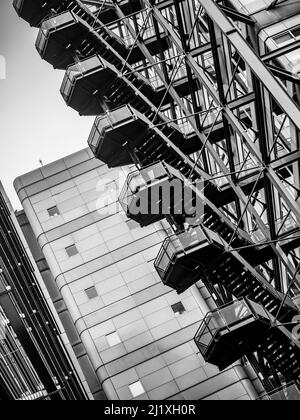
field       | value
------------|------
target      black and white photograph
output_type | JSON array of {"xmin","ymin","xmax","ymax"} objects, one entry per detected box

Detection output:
[{"xmin": 0, "ymin": 0, "xmax": 300, "ymax": 405}]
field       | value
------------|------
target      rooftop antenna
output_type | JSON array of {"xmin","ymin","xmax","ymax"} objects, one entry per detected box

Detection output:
[{"xmin": 39, "ymin": 159, "xmax": 44, "ymax": 166}]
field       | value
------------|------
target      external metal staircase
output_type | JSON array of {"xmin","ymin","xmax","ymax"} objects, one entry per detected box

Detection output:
[{"xmin": 15, "ymin": 0, "xmax": 300, "ymax": 394}]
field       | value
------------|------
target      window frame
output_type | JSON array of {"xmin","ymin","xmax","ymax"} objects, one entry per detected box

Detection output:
[
  {"xmin": 171, "ymin": 302, "xmax": 186, "ymax": 316},
  {"xmin": 47, "ymin": 205, "xmax": 60, "ymax": 218},
  {"xmin": 129, "ymin": 381, "xmax": 146, "ymax": 398},
  {"xmin": 65, "ymin": 244, "xmax": 79, "ymax": 258},
  {"xmin": 85, "ymin": 286, "xmax": 98, "ymax": 300},
  {"xmin": 106, "ymin": 331, "xmax": 122, "ymax": 347}
]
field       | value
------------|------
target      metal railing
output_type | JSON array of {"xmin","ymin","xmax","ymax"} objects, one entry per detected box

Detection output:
[
  {"xmin": 119, "ymin": 162, "xmax": 169, "ymax": 212},
  {"xmin": 60, "ymin": 55, "xmax": 105, "ymax": 100},
  {"xmin": 13, "ymin": 0, "xmax": 23, "ymax": 11},
  {"xmin": 154, "ymin": 226, "xmax": 208, "ymax": 279},
  {"xmin": 88, "ymin": 105, "xmax": 136, "ymax": 153},
  {"xmin": 35, "ymin": 11, "xmax": 75, "ymax": 53},
  {"xmin": 258, "ymin": 382, "xmax": 300, "ymax": 400},
  {"xmin": 194, "ymin": 299, "xmax": 272, "ymax": 356}
]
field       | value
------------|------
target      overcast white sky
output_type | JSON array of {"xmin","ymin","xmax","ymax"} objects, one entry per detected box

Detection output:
[{"xmin": 0, "ymin": 1, "xmax": 94, "ymax": 209}]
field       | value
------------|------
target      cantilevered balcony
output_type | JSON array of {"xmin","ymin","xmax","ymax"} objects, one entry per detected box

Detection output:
[
  {"xmin": 61, "ymin": 56, "xmax": 116, "ymax": 116},
  {"xmin": 13, "ymin": 0, "xmax": 60, "ymax": 27},
  {"xmin": 88, "ymin": 102, "xmax": 187, "ymax": 168},
  {"xmin": 61, "ymin": 53, "xmax": 165, "ymax": 115},
  {"xmin": 194, "ymin": 299, "xmax": 273, "ymax": 370},
  {"xmin": 119, "ymin": 162, "xmax": 174, "ymax": 227},
  {"xmin": 88, "ymin": 105, "xmax": 150, "ymax": 167},
  {"xmin": 35, "ymin": 6, "xmax": 166, "ymax": 72},
  {"xmin": 154, "ymin": 226, "xmax": 223, "ymax": 294},
  {"xmin": 36, "ymin": 11, "xmax": 90, "ymax": 69},
  {"xmin": 119, "ymin": 161, "xmax": 200, "ymax": 227}
]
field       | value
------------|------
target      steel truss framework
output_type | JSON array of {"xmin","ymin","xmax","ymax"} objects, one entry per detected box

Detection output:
[{"xmin": 14, "ymin": 0, "xmax": 300, "ymax": 396}]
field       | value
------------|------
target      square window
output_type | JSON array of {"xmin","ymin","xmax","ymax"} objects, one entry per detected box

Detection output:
[
  {"xmin": 85, "ymin": 286, "xmax": 98, "ymax": 300},
  {"xmin": 129, "ymin": 381, "xmax": 145, "ymax": 398},
  {"xmin": 106, "ymin": 332, "xmax": 121, "ymax": 347},
  {"xmin": 47, "ymin": 206, "xmax": 60, "ymax": 217},
  {"xmin": 273, "ymin": 32, "xmax": 293, "ymax": 45},
  {"xmin": 171, "ymin": 302, "xmax": 186, "ymax": 317},
  {"xmin": 291, "ymin": 26, "xmax": 300, "ymax": 39},
  {"xmin": 66, "ymin": 244, "xmax": 78, "ymax": 258}
]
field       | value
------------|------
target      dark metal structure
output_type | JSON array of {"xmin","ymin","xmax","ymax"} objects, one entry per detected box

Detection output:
[
  {"xmin": 14, "ymin": 0, "xmax": 300, "ymax": 396},
  {"xmin": 0, "ymin": 189, "xmax": 87, "ymax": 400},
  {"xmin": 195, "ymin": 298, "xmax": 300, "ymax": 377}
]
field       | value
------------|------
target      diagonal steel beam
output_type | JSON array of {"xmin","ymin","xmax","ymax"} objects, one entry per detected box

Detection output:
[
  {"xmin": 146, "ymin": 0, "xmax": 300, "ymax": 227},
  {"xmin": 199, "ymin": 0, "xmax": 300, "ymax": 133},
  {"xmin": 262, "ymin": 40, "xmax": 300, "ymax": 62},
  {"xmin": 86, "ymin": 0, "xmax": 300, "ymax": 288},
  {"xmin": 138, "ymin": 0, "xmax": 300, "ymax": 287}
]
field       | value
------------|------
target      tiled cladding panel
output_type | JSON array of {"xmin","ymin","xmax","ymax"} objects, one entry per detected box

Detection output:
[
  {"xmin": 15, "ymin": 148, "xmax": 257, "ymax": 401},
  {"xmin": 230, "ymin": 0, "xmax": 274, "ymax": 14}
]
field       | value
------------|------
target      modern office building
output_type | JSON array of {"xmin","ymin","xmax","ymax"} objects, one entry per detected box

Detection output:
[
  {"xmin": 14, "ymin": 148, "xmax": 263, "ymax": 400},
  {"xmin": 0, "ymin": 183, "xmax": 88, "ymax": 400},
  {"xmin": 14, "ymin": 0, "xmax": 300, "ymax": 399},
  {"xmin": 16, "ymin": 209, "xmax": 106, "ymax": 400}
]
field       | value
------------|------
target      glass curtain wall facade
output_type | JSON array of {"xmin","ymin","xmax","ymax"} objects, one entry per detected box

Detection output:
[{"xmin": 0, "ymin": 183, "xmax": 88, "ymax": 400}]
